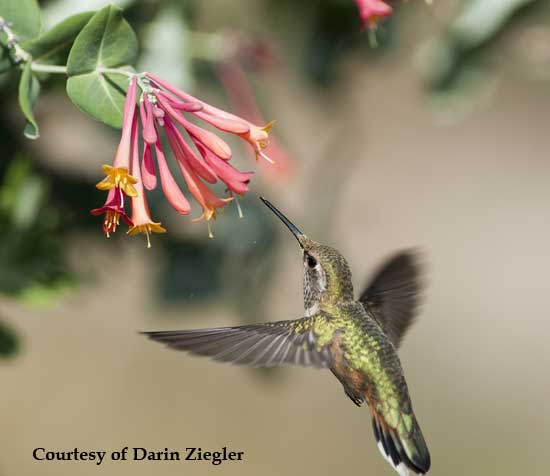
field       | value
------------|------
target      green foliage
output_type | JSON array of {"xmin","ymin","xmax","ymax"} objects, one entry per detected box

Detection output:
[
  {"xmin": 0, "ymin": 0, "xmax": 42, "ymax": 70},
  {"xmin": 24, "ymin": 11, "xmax": 95, "ymax": 64},
  {"xmin": 0, "ymin": 54, "xmax": 10, "ymax": 73},
  {"xmin": 18, "ymin": 61, "xmax": 40, "ymax": 139},
  {"xmin": 0, "ymin": 0, "xmax": 42, "ymax": 42},
  {"xmin": 66, "ymin": 5, "xmax": 138, "ymax": 128},
  {"xmin": 452, "ymin": 0, "xmax": 536, "ymax": 49},
  {"xmin": 0, "ymin": 156, "xmax": 74, "ymax": 302},
  {"xmin": 422, "ymin": 0, "xmax": 541, "ymax": 90},
  {"xmin": 0, "ymin": 320, "xmax": 19, "ymax": 358}
]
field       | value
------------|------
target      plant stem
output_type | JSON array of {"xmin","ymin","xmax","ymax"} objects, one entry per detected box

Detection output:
[
  {"xmin": 0, "ymin": 16, "xmax": 30, "ymax": 63},
  {"xmin": 31, "ymin": 63, "xmax": 67, "ymax": 74}
]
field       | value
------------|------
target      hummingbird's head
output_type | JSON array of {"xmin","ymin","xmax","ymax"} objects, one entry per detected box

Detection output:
[{"xmin": 261, "ymin": 197, "xmax": 354, "ymax": 313}]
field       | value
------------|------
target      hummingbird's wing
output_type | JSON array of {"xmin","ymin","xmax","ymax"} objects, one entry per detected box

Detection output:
[
  {"xmin": 358, "ymin": 250, "xmax": 424, "ymax": 349},
  {"xmin": 142, "ymin": 314, "xmax": 333, "ymax": 368}
]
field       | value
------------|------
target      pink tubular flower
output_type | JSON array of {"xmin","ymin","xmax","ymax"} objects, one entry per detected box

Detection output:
[
  {"xmin": 196, "ymin": 143, "xmax": 253, "ymax": 196},
  {"xmin": 90, "ymin": 187, "xmax": 133, "ymax": 237},
  {"xmin": 162, "ymin": 117, "xmax": 232, "ymax": 222},
  {"xmin": 146, "ymin": 73, "xmax": 274, "ymax": 164},
  {"xmin": 139, "ymin": 99, "xmax": 157, "ymax": 191},
  {"xmin": 354, "ymin": 0, "xmax": 393, "ymax": 30},
  {"xmin": 153, "ymin": 138, "xmax": 191, "ymax": 215},
  {"xmin": 127, "ymin": 115, "xmax": 166, "ymax": 247},
  {"xmin": 91, "ymin": 77, "xmax": 139, "ymax": 237}
]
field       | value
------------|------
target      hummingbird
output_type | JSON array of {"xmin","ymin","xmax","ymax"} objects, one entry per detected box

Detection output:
[{"xmin": 143, "ymin": 197, "xmax": 431, "ymax": 476}]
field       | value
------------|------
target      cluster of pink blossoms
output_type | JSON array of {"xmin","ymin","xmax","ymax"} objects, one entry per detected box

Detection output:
[{"xmin": 91, "ymin": 73, "xmax": 274, "ymax": 246}]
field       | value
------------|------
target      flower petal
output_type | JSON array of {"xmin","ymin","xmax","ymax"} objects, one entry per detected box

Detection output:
[
  {"xmin": 140, "ymin": 97, "xmax": 158, "ymax": 144},
  {"xmin": 164, "ymin": 118, "xmax": 218, "ymax": 184},
  {"xmin": 355, "ymin": 0, "xmax": 393, "ymax": 30},
  {"xmin": 90, "ymin": 188, "xmax": 133, "ymax": 236},
  {"xmin": 156, "ymin": 91, "xmax": 203, "ymax": 112},
  {"xmin": 113, "ymin": 77, "xmax": 138, "ymax": 169},
  {"xmin": 197, "ymin": 144, "xmax": 253, "ymax": 195},
  {"xmin": 157, "ymin": 94, "xmax": 232, "ymax": 160},
  {"xmin": 173, "ymin": 148, "xmax": 232, "ymax": 221},
  {"xmin": 141, "ymin": 142, "xmax": 157, "ymax": 191},
  {"xmin": 194, "ymin": 110, "xmax": 250, "ymax": 135},
  {"xmin": 129, "ymin": 115, "xmax": 157, "ymax": 227},
  {"xmin": 154, "ymin": 138, "xmax": 191, "ymax": 215}
]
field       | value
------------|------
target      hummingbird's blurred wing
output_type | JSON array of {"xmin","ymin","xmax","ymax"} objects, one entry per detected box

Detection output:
[
  {"xmin": 358, "ymin": 250, "xmax": 424, "ymax": 349},
  {"xmin": 142, "ymin": 314, "xmax": 333, "ymax": 368}
]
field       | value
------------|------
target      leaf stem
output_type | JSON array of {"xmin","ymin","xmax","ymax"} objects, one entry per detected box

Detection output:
[
  {"xmin": 29, "ymin": 64, "xmax": 138, "ymax": 79},
  {"xmin": 98, "ymin": 67, "xmax": 135, "ymax": 78}
]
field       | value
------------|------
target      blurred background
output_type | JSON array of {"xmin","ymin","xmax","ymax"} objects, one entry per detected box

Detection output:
[{"xmin": 1, "ymin": 0, "xmax": 550, "ymax": 475}]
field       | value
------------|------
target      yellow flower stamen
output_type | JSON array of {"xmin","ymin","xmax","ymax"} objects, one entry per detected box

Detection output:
[
  {"xmin": 103, "ymin": 210, "xmax": 122, "ymax": 238},
  {"xmin": 96, "ymin": 165, "xmax": 139, "ymax": 197}
]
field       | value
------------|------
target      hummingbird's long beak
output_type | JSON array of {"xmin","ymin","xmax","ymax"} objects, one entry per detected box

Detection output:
[{"xmin": 260, "ymin": 197, "xmax": 304, "ymax": 245}]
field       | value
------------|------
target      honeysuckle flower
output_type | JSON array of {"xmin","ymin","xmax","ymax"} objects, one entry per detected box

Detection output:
[
  {"xmin": 95, "ymin": 164, "xmax": 138, "ymax": 197},
  {"xmin": 127, "ymin": 116, "xmax": 166, "ymax": 247},
  {"xmin": 139, "ymin": 100, "xmax": 157, "ymax": 191},
  {"xmin": 146, "ymin": 73, "xmax": 274, "ymax": 164},
  {"xmin": 90, "ymin": 187, "xmax": 133, "ymax": 237},
  {"xmin": 91, "ymin": 76, "xmax": 139, "ymax": 236},
  {"xmin": 162, "ymin": 117, "xmax": 232, "ymax": 223},
  {"xmin": 239, "ymin": 120, "xmax": 275, "ymax": 163},
  {"xmin": 92, "ymin": 70, "xmax": 275, "ymax": 245},
  {"xmin": 163, "ymin": 117, "xmax": 217, "ymax": 184},
  {"xmin": 153, "ymin": 138, "xmax": 191, "ymax": 215},
  {"xmin": 354, "ymin": 0, "xmax": 393, "ymax": 31},
  {"xmin": 196, "ymin": 143, "xmax": 253, "ymax": 195}
]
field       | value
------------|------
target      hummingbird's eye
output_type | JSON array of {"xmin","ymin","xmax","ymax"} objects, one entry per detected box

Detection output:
[{"xmin": 306, "ymin": 254, "xmax": 317, "ymax": 268}]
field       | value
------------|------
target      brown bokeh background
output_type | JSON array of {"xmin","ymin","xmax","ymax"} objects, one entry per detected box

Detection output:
[{"xmin": 1, "ymin": 1, "xmax": 550, "ymax": 475}]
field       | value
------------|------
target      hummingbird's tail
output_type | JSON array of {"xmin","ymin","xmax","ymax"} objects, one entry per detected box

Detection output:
[{"xmin": 371, "ymin": 412, "xmax": 431, "ymax": 476}]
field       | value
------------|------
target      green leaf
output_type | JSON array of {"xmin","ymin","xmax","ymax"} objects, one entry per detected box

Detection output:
[
  {"xmin": 18, "ymin": 277, "xmax": 75, "ymax": 307},
  {"xmin": 18, "ymin": 61, "xmax": 40, "ymax": 139},
  {"xmin": 66, "ymin": 5, "xmax": 138, "ymax": 128},
  {"xmin": 0, "ymin": 0, "xmax": 42, "ymax": 42},
  {"xmin": 452, "ymin": 0, "xmax": 536, "ymax": 49},
  {"xmin": 0, "ymin": 55, "xmax": 10, "ymax": 72},
  {"xmin": 24, "ymin": 11, "xmax": 94, "ymax": 64},
  {"xmin": 0, "ymin": 155, "xmax": 75, "ymax": 302},
  {"xmin": 0, "ymin": 0, "xmax": 42, "ymax": 71},
  {"xmin": 0, "ymin": 320, "xmax": 20, "ymax": 358}
]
